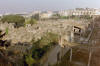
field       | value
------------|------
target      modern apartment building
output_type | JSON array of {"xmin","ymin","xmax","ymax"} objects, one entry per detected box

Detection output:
[{"xmin": 58, "ymin": 8, "xmax": 100, "ymax": 17}]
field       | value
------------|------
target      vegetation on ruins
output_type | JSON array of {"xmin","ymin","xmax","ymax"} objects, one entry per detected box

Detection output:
[
  {"xmin": 5, "ymin": 28, "xmax": 9, "ymax": 34},
  {"xmin": 25, "ymin": 55, "xmax": 36, "ymax": 66},
  {"xmin": 0, "ymin": 30, "xmax": 12, "ymax": 65},
  {"xmin": 24, "ymin": 32, "xmax": 59, "ymax": 66},
  {"xmin": 0, "ymin": 30, "xmax": 6, "ymax": 46},
  {"xmin": 54, "ymin": 14, "xmax": 93, "ymax": 20},
  {"xmin": 25, "ymin": 17, "xmax": 37, "ymax": 26},
  {"xmin": 67, "ymin": 15, "xmax": 93, "ymax": 20},
  {"xmin": 1, "ymin": 15, "xmax": 25, "ymax": 28},
  {"xmin": 60, "ymin": 16, "xmax": 68, "ymax": 19},
  {"xmin": 79, "ymin": 15, "xmax": 93, "ymax": 19}
]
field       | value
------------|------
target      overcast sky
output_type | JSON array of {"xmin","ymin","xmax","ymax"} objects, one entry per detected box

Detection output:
[{"xmin": 0, "ymin": 0, "xmax": 100, "ymax": 14}]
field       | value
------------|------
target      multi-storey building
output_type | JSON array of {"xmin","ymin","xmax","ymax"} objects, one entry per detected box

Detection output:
[
  {"xmin": 68, "ymin": 8, "xmax": 96, "ymax": 16},
  {"xmin": 58, "ymin": 8, "xmax": 100, "ymax": 17}
]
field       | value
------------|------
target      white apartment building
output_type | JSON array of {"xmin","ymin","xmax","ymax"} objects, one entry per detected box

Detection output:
[
  {"xmin": 58, "ymin": 8, "xmax": 100, "ymax": 17},
  {"xmin": 67, "ymin": 8, "xmax": 96, "ymax": 16}
]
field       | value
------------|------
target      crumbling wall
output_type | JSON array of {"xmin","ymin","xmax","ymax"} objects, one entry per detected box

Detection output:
[{"xmin": 0, "ymin": 20, "xmax": 90, "ymax": 45}]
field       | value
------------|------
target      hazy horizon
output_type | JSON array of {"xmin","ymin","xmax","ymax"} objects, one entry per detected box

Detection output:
[{"xmin": 0, "ymin": 0, "xmax": 100, "ymax": 14}]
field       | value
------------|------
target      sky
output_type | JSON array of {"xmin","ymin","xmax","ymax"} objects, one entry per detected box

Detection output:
[{"xmin": 0, "ymin": 0, "xmax": 100, "ymax": 14}]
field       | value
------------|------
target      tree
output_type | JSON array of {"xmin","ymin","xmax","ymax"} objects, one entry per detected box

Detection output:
[
  {"xmin": 25, "ymin": 17, "xmax": 37, "ymax": 26},
  {"xmin": 1, "ymin": 15, "xmax": 25, "ymax": 28},
  {"xmin": 30, "ymin": 19, "xmax": 37, "ymax": 25},
  {"xmin": 32, "ymin": 14, "xmax": 40, "ymax": 20},
  {"xmin": 51, "ymin": 14, "xmax": 60, "ymax": 20}
]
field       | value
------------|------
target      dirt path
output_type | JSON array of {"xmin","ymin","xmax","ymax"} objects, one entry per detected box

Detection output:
[
  {"xmin": 54, "ymin": 20, "xmax": 100, "ymax": 66},
  {"xmin": 71, "ymin": 20, "xmax": 100, "ymax": 66},
  {"xmin": 90, "ymin": 21, "xmax": 100, "ymax": 66}
]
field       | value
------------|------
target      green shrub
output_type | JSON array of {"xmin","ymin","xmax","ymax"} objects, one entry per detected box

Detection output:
[
  {"xmin": 1, "ymin": 15, "xmax": 25, "ymax": 27},
  {"xmin": 25, "ymin": 55, "xmax": 36, "ymax": 66},
  {"xmin": 5, "ymin": 28, "xmax": 8, "ymax": 34}
]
